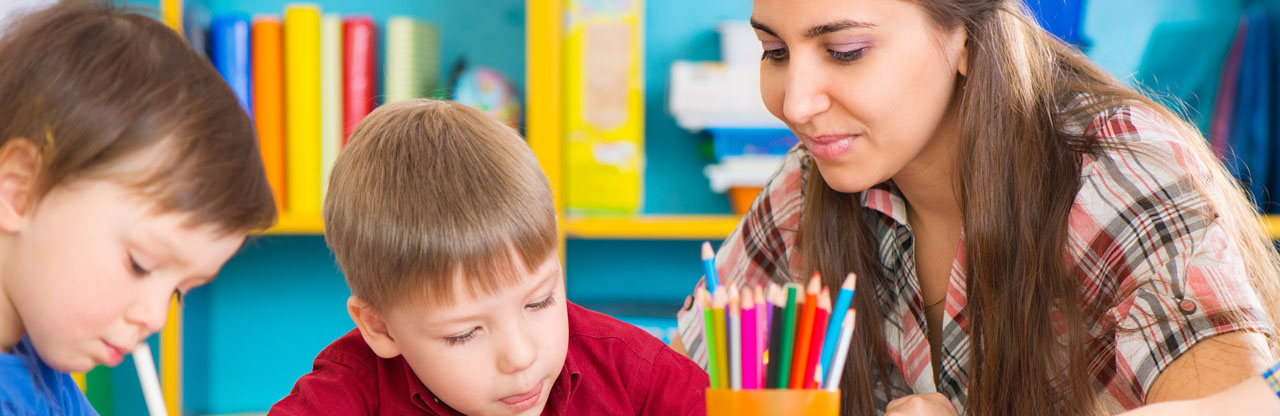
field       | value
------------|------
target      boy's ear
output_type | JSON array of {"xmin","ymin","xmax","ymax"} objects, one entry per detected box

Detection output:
[
  {"xmin": 0, "ymin": 138, "xmax": 41, "ymax": 233},
  {"xmin": 348, "ymin": 296, "xmax": 402, "ymax": 359}
]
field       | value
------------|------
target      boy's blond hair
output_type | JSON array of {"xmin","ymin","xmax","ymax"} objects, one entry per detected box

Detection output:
[{"xmin": 324, "ymin": 99, "xmax": 557, "ymax": 310}]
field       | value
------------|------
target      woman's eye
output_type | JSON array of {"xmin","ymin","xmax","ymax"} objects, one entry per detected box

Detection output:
[
  {"xmin": 527, "ymin": 295, "xmax": 556, "ymax": 311},
  {"xmin": 762, "ymin": 47, "xmax": 789, "ymax": 62},
  {"xmin": 829, "ymin": 48, "xmax": 866, "ymax": 63},
  {"xmin": 445, "ymin": 328, "xmax": 478, "ymax": 346}
]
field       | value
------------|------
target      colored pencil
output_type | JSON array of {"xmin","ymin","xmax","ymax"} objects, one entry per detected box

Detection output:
[
  {"xmin": 712, "ymin": 287, "xmax": 730, "ymax": 388},
  {"xmin": 701, "ymin": 241, "xmax": 721, "ymax": 293},
  {"xmin": 818, "ymin": 273, "xmax": 857, "ymax": 384},
  {"xmin": 753, "ymin": 284, "xmax": 766, "ymax": 389},
  {"xmin": 728, "ymin": 284, "xmax": 742, "ymax": 390},
  {"xmin": 790, "ymin": 274, "xmax": 820, "ymax": 388},
  {"xmin": 699, "ymin": 289, "xmax": 721, "ymax": 389},
  {"xmin": 740, "ymin": 287, "xmax": 756, "ymax": 389},
  {"xmin": 824, "ymin": 308, "xmax": 856, "ymax": 391},
  {"xmin": 804, "ymin": 288, "xmax": 831, "ymax": 389},
  {"xmin": 132, "ymin": 343, "xmax": 167, "ymax": 416},
  {"xmin": 778, "ymin": 283, "xmax": 798, "ymax": 389},
  {"xmin": 764, "ymin": 286, "xmax": 783, "ymax": 389}
]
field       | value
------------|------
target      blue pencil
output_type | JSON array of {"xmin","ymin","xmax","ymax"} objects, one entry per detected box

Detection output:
[
  {"xmin": 818, "ymin": 273, "xmax": 856, "ymax": 384},
  {"xmin": 701, "ymin": 241, "xmax": 721, "ymax": 293}
]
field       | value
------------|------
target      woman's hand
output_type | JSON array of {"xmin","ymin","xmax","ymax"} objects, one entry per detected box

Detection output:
[{"xmin": 884, "ymin": 393, "xmax": 959, "ymax": 416}]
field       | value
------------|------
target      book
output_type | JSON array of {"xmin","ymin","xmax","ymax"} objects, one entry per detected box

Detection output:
[
  {"xmin": 210, "ymin": 13, "xmax": 252, "ymax": 114},
  {"xmin": 320, "ymin": 13, "xmax": 342, "ymax": 199},
  {"xmin": 252, "ymin": 16, "xmax": 286, "ymax": 210},
  {"xmin": 284, "ymin": 4, "xmax": 322, "ymax": 215},
  {"xmin": 342, "ymin": 16, "xmax": 377, "ymax": 142},
  {"xmin": 384, "ymin": 16, "xmax": 440, "ymax": 103}
]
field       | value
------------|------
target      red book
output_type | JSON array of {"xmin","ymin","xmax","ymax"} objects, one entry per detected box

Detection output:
[{"xmin": 343, "ymin": 16, "xmax": 377, "ymax": 143}]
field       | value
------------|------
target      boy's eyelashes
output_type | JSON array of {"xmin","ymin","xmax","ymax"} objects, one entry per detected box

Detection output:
[
  {"xmin": 526, "ymin": 293, "xmax": 556, "ymax": 311},
  {"xmin": 441, "ymin": 294, "xmax": 559, "ymax": 346},
  {"xmin": 127, "ymin": 254, "xmax": 151, "ymax": 276}
]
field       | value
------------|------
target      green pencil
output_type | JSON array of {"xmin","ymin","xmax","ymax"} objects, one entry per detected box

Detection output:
[
  {"xmin": 699, "ymin": 289, "xmax": 721, "ymax": 389},
  {"xmin": 777, "ymin": 283, "xmax": 798, "ymax": 389}
]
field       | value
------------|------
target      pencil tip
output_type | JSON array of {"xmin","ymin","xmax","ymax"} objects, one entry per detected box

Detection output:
[{"xmin": 701, "ymin": 241, "xmax": 715, "ymax": 260}]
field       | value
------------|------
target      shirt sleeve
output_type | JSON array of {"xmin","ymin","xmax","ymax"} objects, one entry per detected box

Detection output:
[
  {"xmin": 1082, "ymin": 105, "xmax": 1274, "ymax": 406},
  {"xmin": 268, "ymin": 353, "xmax": 377, "ymax": 416},
  {"xmin": 676, "ymin": 146, "xmax": 811, "ymax": 369},
  {"xmin": 639, "ymin": 346, "xmax": 711, "ymax": 416}
]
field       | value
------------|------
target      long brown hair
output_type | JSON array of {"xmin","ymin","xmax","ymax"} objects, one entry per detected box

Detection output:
[
  {"xmin": 798, "ymin": 1, "xmax": 1280, "ymax": 414},
  {"xmin": 0, "ymin": 2, "xmax": 277, "ymax": 234}
]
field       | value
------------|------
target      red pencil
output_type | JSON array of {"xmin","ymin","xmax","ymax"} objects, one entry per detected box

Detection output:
[
  {"xmin": 789, "ymin": 273, "xmax": 821, "ymax": 389},
  {"xmin": 804, "ymin": 288, "xmax": 831, "ymax": 389}
]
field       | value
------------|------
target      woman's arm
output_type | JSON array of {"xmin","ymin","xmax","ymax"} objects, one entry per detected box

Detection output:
[
  {"xmin": 1146, "ymin": 331, "xmax": 1274, "ymax": 403},
  {"xmin": 1122, "ymin": 358, "xmax": 1280, "ymax": 415}
]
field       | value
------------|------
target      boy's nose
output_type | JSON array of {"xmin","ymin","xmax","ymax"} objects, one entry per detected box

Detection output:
[
  {"xmin": 125, "ymin": 291, "xmax": 171, "ymax": 334},
  {"xmin": 496, "ymin": 325, "xmax": 538, "ymax": 374}
]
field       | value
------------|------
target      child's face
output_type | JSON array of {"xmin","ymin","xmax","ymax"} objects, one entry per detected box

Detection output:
[
  {"xmin": 3, "ymin": 178, "xmax": 245, "ymax": 372},
  {"xmin": 382, "ymin": 255, "xmax": 569, "ymax": 416}
]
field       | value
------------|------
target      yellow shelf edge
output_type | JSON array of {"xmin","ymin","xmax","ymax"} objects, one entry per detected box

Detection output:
[
  {"xmin": 261, "ymin": 213, "xmax": 325, "ymax": 235},
  {"xmin": 564, "ymin": 214, "xmax": 742, "ymax": 239}
]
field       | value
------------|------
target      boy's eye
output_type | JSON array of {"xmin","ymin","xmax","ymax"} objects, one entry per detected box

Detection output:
[
  {"xmin": 526, "ymin": 295, "xmax": 556, "ymax": 311},
  {"xmin": 128, "ymin": 255, "xmax": 150, "ymax": 276},
  {"xmin": 445, "ymin": 328, "xmax": 478, "ymax": 346},
  {"xmin": 173, "ymin": 289, "xmax": 184, "ymax": 303}
]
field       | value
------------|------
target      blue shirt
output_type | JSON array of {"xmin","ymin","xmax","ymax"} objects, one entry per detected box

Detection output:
[{"xmin": 0, "ymin": 336, "xmax": 97, "ymax": 416}]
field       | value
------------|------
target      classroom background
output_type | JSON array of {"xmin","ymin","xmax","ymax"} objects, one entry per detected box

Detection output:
[{"xmin": 7, "ymin": 0, "xmax": 1277, "ymax": 414}]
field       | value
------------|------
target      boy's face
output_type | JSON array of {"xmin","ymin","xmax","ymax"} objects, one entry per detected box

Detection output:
[
  {"xmin": 374, "ymin": 254, "xmax": 569, "ymax": 416},
  {"xmin": 2, "ymin": 178, "xmax": 245, "ymax": 372}
]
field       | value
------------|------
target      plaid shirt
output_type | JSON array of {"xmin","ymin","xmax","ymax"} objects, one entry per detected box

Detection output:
[{"xmin": 677, "ymin": 103, "xmax": 1273, "ymax": 413}]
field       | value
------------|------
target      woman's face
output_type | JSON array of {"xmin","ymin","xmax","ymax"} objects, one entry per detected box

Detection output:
[{"xmin": 754, "ymin": 0, "xmax": 968, "ymax": 192}]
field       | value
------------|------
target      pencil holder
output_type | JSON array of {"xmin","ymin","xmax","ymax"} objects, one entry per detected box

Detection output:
[{"xmin": 705, "ymin": 389, "xmax": 840, "ymax": 416}]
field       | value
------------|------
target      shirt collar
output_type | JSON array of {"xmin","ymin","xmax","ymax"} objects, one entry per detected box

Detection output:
[{"xmin": 861, "ymin": 180, "xmax": 910, "ymax": 226}]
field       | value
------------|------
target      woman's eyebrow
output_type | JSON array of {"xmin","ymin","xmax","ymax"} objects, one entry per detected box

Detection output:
[{"xmin": 749, "ymin": 18, "xmax": 876, "ymax": 38}]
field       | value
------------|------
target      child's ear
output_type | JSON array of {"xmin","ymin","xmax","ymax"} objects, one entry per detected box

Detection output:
[
  {"xmin": 0, "ymin": 138, "xmax": 41, "ymax": 233},
  {"xmin": 348, "ymin": 296, "xmax": 402, "ymax": 359}
]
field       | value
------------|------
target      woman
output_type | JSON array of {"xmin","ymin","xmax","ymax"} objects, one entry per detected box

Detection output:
[{"xmin": 675, "ymin": 0, "xmax": 1280, "ymax": 414}]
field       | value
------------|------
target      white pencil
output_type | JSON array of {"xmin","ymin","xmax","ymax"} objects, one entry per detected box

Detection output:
[
  {"xmin": 823, "ymin": 309, "xmax": 855, "ymax": 391},
  {"xmin": 132, "ymin": 343, "xmax": 168, "ymax": 416},
  {"xmin": 728, "ymin": 283, "xmax": 742, "ymax": 390}
]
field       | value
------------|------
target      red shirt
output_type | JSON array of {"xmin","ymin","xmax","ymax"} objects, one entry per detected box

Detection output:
[{"xmin": 270, "ymin": 302, "xmax": 709, "ymax": 415}]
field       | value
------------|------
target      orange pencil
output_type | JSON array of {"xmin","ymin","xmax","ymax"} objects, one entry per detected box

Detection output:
[
  {"xmin": 803, "ymin": 288, "xmax": 831, "ymax": 389},
  {"xmin": 789, "ymin": 273, "xmax": 820, "ymax": 388}
]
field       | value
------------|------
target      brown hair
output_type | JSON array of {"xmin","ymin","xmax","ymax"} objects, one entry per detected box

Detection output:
[
  {"xmin": 799, "ymin": 1, "xmax": 1280, "ymax": 415},
  {"xmin": 0, "ymin": 2, "xmax": 277, "ymax": 234},
  {"xmin": 324, "ymin": 99, "xmax": 558, "ymax": 311}
]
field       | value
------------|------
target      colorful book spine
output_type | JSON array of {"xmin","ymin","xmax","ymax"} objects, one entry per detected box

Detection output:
[
  {"xmin": 284, "ymin": 4, "xmax": 322, "ymax": 215},
  {"xmin": 251, "ymin": 16, "xmax": 286, "ymax": 211},
  {"xmin": 342, "ymin": 16, "xmax": 377, "ymax": 142},
  {"xmin": 320, "ymin": 13, "xmax": 342, "ymax": 199},
  {"xmin": 210, "ymin": 14, "xmax": 252, "ymax": 114},
  {"xmin": 384, "ymin": 16, "xmax": 440, "ymax": 103}
]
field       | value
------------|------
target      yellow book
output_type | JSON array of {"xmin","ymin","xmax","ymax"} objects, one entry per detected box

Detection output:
[
  {"xmin": 563, "ymin": 0, "xmax": 644, "ymax": 213},
  {"xmin": 284, "ymin": 4, "xmax": 322, "ymax": 216},
  {"xmin": 320, "ymin": 13, "xmax": 342, "ymax": 199}
]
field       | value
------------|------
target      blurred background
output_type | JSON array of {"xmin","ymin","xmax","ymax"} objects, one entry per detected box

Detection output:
[{"xmin": 2, "ymin": 0, "xmax": 1277, "ymax": 414}]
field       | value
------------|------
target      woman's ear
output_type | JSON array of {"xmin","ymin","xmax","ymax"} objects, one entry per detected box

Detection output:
[
  {"xmin": 348, "ymin": 296, "xmax": 402, "ymax": 359},
  {"xmin": 954, "ymin": 30, "xmax": 969, "ymax": 77},
  {"xmin": 0, "ymin": 139, "xmax": 41, "ymax": 233}
]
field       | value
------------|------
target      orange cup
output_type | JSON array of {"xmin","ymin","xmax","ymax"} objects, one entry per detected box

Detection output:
[{"xmin": 706, "ymin": 389, "xmax": 840, "ymax": 416}]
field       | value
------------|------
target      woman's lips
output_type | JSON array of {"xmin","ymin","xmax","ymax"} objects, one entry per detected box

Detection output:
[{"xmin": 806, "ymin": 134, "xmax": 858, "ymax": 160}]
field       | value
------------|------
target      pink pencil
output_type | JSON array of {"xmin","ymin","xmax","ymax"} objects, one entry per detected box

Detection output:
[
  {"xmin": 754, "ymin": 284, "xmax": 766, "ymax": 388},
  {"xmin": 741, "ymin": 287, "xmax": 758, "ymax": 389}
]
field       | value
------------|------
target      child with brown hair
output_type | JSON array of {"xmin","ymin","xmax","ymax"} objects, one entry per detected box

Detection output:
[
  {"xmin": 270, "ymin": 99, "xmax": 708, "ymax": 415},
  {"xmin": 0, "ymin": 3, "xmax": 277, "ymax": 414}
]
